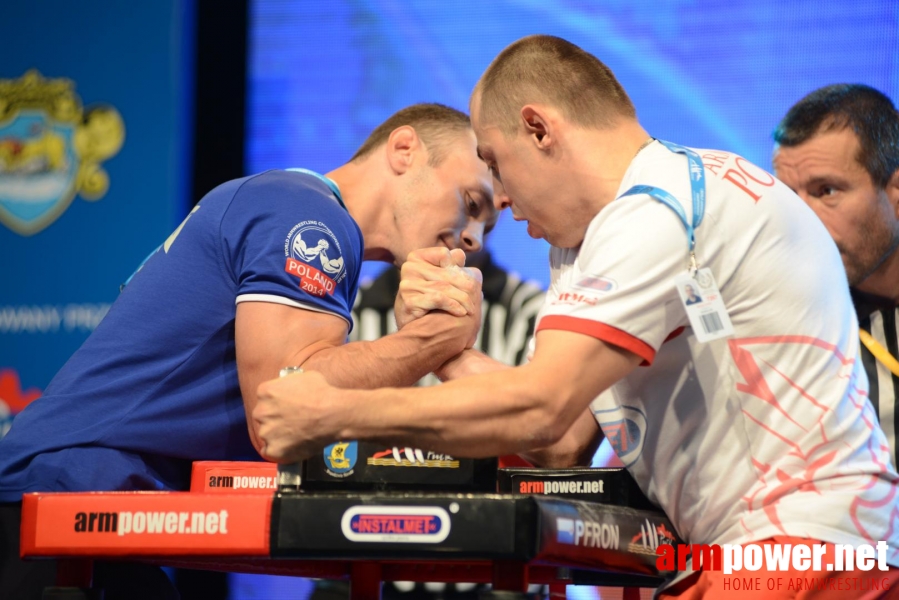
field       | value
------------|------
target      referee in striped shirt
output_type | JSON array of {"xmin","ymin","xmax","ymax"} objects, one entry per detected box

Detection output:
[{"xmin": 773, "ymin": 84, "xmax": 899, "ymax": 469}]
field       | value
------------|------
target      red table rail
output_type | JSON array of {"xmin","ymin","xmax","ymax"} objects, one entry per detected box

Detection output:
[{"xmin": 21, "ymin": 462, "xmax": 675, "ymax": 600}]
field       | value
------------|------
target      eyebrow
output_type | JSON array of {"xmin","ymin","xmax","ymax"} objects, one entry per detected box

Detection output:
[{"xmin": 804, "ymin": 175, "xmax": 850, "ymax": 189}]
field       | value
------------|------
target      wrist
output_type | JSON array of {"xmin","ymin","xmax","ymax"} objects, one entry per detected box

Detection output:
[
  {"xmin": 435, "ymin": 348, "xmax": 477, "ymax": 381},
  {"xmin": 334, "ymin": 388, "xmax": 382, "ymax": 440},
  {"xmin": 402, "ymin": 312, "xmax": 471, "ymax": 355},
  {"xmin": 437, "ymin": 349, "xmax": 511, "ymax": 381}
]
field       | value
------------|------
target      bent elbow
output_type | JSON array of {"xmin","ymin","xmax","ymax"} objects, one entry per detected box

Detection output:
[
  {"xmin": 527, "ymin": 400, "xmax": 570, "ymax": 449},
  {"xmin": 545, "ymin": 418, "xmax": 571, "ymax": 448}
]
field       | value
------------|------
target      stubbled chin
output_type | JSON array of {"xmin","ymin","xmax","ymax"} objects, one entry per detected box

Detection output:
[{"xmin": 842, "ymin": 257, "xmax": 872, "ymax": 288}]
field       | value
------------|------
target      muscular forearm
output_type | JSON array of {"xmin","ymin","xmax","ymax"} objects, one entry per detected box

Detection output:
[
  {"xmin": 439, "ymin": 353, "xmax": 601, "ymax": 467},
  {"xmin": 334, "ymin": 364, "xmax": 573, "ymax": 457},
  {"xmin": 300, "ymin": 312, "xmax": 473, "ymax": 389},
  {"xmin": 253, "ymin": 329, "xmax": 642, "ymax": 464}
]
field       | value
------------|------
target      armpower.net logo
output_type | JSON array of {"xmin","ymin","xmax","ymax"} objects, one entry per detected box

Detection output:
[
  {"xmin": 207, "ymin": 475, "xmax": 277, "ymax": 490},
  {"xmin": 74, "ymin": 510, "xmax": 230, "ymax": 536}
]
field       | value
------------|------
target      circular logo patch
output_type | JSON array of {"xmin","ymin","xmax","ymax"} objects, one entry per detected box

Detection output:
[{"xmin": 593, "ymin": 404, "xmax": 647, "ymax": 467}]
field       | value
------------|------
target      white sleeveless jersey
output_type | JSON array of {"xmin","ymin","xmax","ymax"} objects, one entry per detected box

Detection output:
[{"xmin": 534, "ymin": 142, "xmax": 899, "ymax": 563}]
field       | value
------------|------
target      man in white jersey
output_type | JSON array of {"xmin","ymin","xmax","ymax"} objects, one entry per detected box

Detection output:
[{"xmin": 253, "ymin": 36, "xmax": 899, "ymax": 597}]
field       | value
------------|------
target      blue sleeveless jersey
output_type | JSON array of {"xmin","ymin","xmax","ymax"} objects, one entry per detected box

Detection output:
[{"xmin": 0, "ymin": 170, "xmax": 363, "ymax": 499}]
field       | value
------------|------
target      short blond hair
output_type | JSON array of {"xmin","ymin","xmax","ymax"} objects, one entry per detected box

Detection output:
[
  {"xmin": 474, "ymin": 35, "xmax": 635, "ymax": 136},
  {"xmin": 351, "ymin": 103, "xmax": 471, "ymax": 166}
]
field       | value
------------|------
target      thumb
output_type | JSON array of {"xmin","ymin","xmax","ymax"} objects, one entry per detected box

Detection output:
[
  {"xmin": 409, "ymin": 247, "xmax": 456, "ymax": 268},
  {"xmin": 462, "ymin": 266, "xmax": 483, "ymax": 284},
  {"xmin": 449, "ymin": 248, "xmax": 466, "ymax": 268}
]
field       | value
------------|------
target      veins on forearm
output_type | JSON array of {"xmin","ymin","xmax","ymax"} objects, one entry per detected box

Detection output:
[
  {"xmin": 303, "ymin": 314, "xmax": 470, "ymax": 389},
  {"xmin": 344, "ymin": 369, "xmax": 563, "ymax": 458}
]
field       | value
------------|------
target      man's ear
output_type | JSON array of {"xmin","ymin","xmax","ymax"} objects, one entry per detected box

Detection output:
[
  {"xmin": 520, "ymin": 105, "xmax": 552, "ymax": 150},
  {"xmin": 385, "ymin": 125, "xmax": 421, "ymax": 175},
  {"xmin": 887, "ymin": 167, "xmax": 899, "ymax": 221}
]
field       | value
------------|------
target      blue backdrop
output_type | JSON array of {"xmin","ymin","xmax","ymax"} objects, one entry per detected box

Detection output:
[
  {"xmin": 0, "ymin": 1, "xmax": 194, "ymax": 426},
  {"xmin": 1, "ymin": 2, "xmax": 897, "ymax": 597},
  {"xmin": 246, "ymin": 0, "xmax": 899, "ymax": 289}
]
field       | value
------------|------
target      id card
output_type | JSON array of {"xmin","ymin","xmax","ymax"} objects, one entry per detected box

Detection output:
[{"xmin": 674, "ymin": 269, "xmax": 734, "ymax": 343}]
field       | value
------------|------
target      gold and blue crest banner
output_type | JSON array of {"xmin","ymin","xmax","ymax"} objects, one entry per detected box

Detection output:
[{"xmin": 0, "ymin": 1, "xmax": 194, "ymax": 429}]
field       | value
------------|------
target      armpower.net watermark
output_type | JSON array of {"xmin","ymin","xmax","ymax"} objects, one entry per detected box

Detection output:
[{"xmin": 656, "ymin": 541, "xmax": 893, "ymax": 593}]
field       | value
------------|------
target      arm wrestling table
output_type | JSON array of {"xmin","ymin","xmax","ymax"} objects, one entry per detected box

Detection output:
[{"xmin": 20, "ymin": 461, "xmax": 680, "ymax": 600}]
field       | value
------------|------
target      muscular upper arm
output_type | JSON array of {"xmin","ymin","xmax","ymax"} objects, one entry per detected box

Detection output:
[
  {"xmin": 235, "ymin": 301, "xmax": 348, "ymax": 452},
  {"xmin": 524, "ymin": 328, "xmax": 643, "ymax": 442}
]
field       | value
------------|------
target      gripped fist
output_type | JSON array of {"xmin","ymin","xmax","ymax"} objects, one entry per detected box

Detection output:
[
  {"xmin": 395, "ymin": 247, "xmax": 483, "ymax": 330},
  {"xmin": 253, "ymin": 370, "xmax": 338, "ymax": 463}
]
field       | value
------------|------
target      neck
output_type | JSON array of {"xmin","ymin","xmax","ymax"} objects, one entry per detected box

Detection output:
[
  {"xmin": 326, "ymin": 159, "xmax": 397, "ymax": 264},
  {"xmin": 569, "ymin": 120, "xmax": 652, "ymax": 215},
  {"xmin": 856, "ymin": 247, "xmax": 899, "ymax": 305}
]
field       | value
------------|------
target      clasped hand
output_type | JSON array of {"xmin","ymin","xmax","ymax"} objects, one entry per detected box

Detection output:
[{"xmin": 253, "ymin": 247, "xmax": 483, "ymax": 462}]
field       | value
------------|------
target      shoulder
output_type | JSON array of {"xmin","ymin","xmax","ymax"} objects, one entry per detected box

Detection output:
[
  {"xmin": 200, "ymin": 170, "xmax": 334, "ymax": 215},
  {"xmin": 227, "ymin": 170, "xmax": 359, "ymax": 233},
  {"xmin": 233, "ymin": 170, "xmax": 338, "ymax": 207},
  {"xmin": 624, "ymin": 142, "xmax": 691, "ymax": 185}
]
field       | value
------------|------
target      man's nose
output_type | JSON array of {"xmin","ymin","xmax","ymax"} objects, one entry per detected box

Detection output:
[
  {"xmin": 492, "ymin": 180, "xmax": 512, "ymax": 210},
  {"xmin": 460, "ymin": 222, "xmax": 485, "ymax": 253}
]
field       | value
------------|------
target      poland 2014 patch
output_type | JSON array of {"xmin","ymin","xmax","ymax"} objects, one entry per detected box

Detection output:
[{"xmin": 284, "ymin": 221, "xmax": 346, "ymax": 297}]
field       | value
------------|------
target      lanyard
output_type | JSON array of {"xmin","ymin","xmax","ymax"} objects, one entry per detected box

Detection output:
[
  {"xmin": 286, "ymin": 168, "xmax": 347, "ymax": 210},
  {"xmin": 860, "ymin": 329, "xmax": 899, "ymax": 378},
  {"xmin": 618, "ymin": 140, "xmax": 707, "ymax": 269}
]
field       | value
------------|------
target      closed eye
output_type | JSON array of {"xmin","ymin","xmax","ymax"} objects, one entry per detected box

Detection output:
[{"xmin": 465, "ymin": 192, "xmax": 484, "ymax": 219}]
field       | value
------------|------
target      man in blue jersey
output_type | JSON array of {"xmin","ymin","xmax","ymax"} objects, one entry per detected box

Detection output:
[{"xmin": 0, "ymin": 103, "xmax": 496, "ymax": 600}]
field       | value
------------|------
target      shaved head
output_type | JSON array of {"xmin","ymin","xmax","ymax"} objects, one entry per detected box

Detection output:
[{"xmin": 472, "ymin": 35, "xmax": 636, "ymax": 136}]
